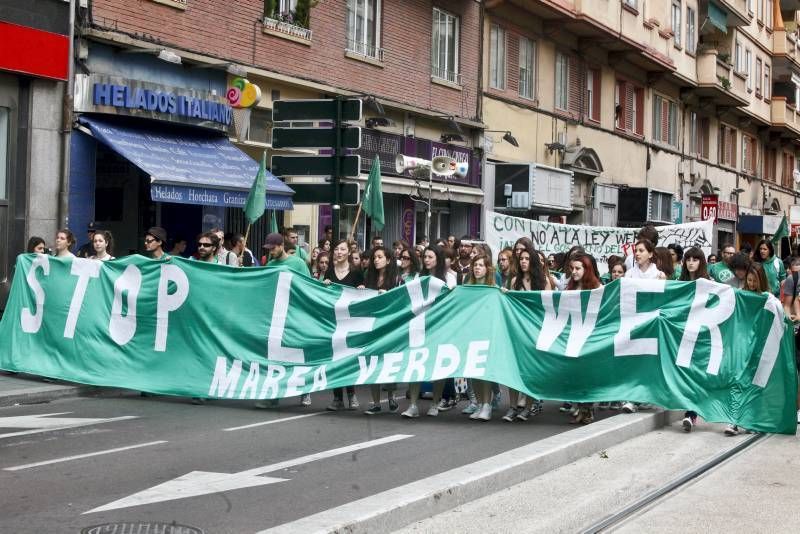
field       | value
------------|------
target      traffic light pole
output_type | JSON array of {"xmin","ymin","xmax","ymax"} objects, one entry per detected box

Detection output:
[{"xmin": 332, "ymin": 96, "xmax": 342, "ymax": 241}]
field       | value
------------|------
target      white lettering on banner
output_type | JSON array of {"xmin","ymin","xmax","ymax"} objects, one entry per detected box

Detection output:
[
  {"xmin": 430, "ymin": 344, "xmax": 460, "ymax": 380},
  {"xmin": 109, "ymin": 265, "xmax": 142, "ymax": 345},
  {"xmin": 209, "ymin": 357, "xmax": 242, "ymax": 398},
  {"xmin": 21, "ymin": 255, "xmax": 50, "ymax": 334},
  {"xmin": 614, "ymin": 278, "xmax": 665, "ymax": 356},
  {"xmin": 155, "ymin": 265, "xmax": 189, "ymax": 352},
  {"xmin": 64, "ymin": 259, "xmax": 102, "ymax": 339},
  {"xmin": 675, "ymin": 279, "xmax": 735, "ymax": 374},
  {"xmin": 403, "ymin": 348, "xmax": 429, "ymax": 382},
  {"xmin": 267, "ymin": 272, "xmax": 305, "ymax": 363},
  {"xmin": 331, "ymin": 288, "xmax": 376, "ymax": 361},
  {"xmin": 285, "ymin": 366, "xmax": 312, "ymax": 397},
  {"xmin": 258, "ymin": 364, "xmax": 286, "ymax": 399},
  {"xmin": 239, "ymin": 361, "xmax": 261, "ymax": 399},
  {"xmin": 376, "ymin": 352, "xmax": 404, "ymax": 382},
  {"xmin": 464, "ymin": 340, "xmax": 490, "ymax": 377},
  {"xmin": 311, "ymin": 365, "xmax": 327, "ymax": 392},
  {"xmin": 406, "ymin": 277, "xmax": 446, "ymax": 347},
  {"xmin": 537, "ymin": 288, "xmax": 605, "ymax": 357},
  {"xmin": 356, "ymin": 356, "xmax": 379, "ymax": 384},
  {"xmin": 753, "ymin": 297, "xmax": 787, "ymax": 387}
]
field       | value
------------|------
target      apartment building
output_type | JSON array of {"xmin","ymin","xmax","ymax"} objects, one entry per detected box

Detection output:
[
  {"xmin": 79, "ymin": 0, "xmax": 484, "ymax": 251},
  {"xmin": 483, "ymin": 0, "xmax": 800, "ymax": 251}
]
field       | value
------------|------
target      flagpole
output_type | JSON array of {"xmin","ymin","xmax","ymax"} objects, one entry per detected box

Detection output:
[{"xmin": 348, "ymin": 201, "xmax": 363, "ymax": 242}]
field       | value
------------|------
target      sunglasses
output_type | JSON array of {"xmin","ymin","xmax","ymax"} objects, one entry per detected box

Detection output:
[
  {"xmin": 197, "ymin": 242, "xmax": 214, "ymax": 248},
  {"xmin": 144, "ymin": 238, "xmax": 156, "ymax": 244}
]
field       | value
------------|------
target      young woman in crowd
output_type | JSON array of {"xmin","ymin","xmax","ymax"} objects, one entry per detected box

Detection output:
[
  {"xmin": 318, "ymin": 238, "xmax": 331, "ymax": 252},
  {"xmin": 441, "ymin": 247, "xmax": 459, "ymax": 289},
  {"xmin": 402, "ymin": 245, "xmax": 449, "ymax": 418},
  {"xmin": 463, "ymin": 254, "xmax": 497, "ymax": 421},
  {"xmin": 398, "ymin": 244, "xmax": 421, "ymax": 283},
  {"xmin": 313, "ymin": 251, "xmax": 330, "ymax": 280},
  {"xmin": 500, "ymin": 243, "xmax": 549, "ymax": 422},
  {"xmin": 495, "ymin": 249, "xmax": 515, "ymax": 287},
  {"xmin": 626, "ymin": 239, "xmax": 666, "ymax": 280},
  {"xmin": 667, "ymin": 244, "xmax": 683, "ymax": 280},
  {"xmin": 90, "ymin": 230, "xmax": 115, "ymax": 261},
  {"xmin": 564, "ymin": 253, "xmax": 602, "ymax": 424},
  {"xmin": 26, "ymin": 236, "xmax": 46, "ymax": 254},
  {"xmin": 754, "ymin": 239, "xmax": 786, "ymax": 297},
  {"xmin": 538, "ymin": 250, "xmax": 559, "ymax": 289},
  {"xmin": 362, "ymin": 247, "xmax": 401, "ymax": 415},
  {"xmin": 609, "ymin": 261, "xmax": 626, "ymax": 281},
  {"xmin": 54, "ymin": 229, "xmax": 76, "ymax": 258},
  {"xmin": 677, "ymin": 247, "xmax": 710, "ymax": 432},
  {"xmin": 654, "ymin": 247, "xmax": 675, "ymax": 280},
  {"xmin": 323, "ymin": 240, "xmax": 364, "ymax": 411}
]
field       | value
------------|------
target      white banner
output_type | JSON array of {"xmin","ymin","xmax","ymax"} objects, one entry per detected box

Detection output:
[{"xmin": 485, "ymin": 210, "xmax": 714, "ymax": 273}]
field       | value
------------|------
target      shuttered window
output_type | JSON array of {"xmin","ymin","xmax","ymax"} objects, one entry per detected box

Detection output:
[
  {"xmin": 555, "ymin": 52, "xmax": 583, "ymax": 115},
  {"xmin": 652, "ymin": 94, "xmax": 678, "ymax": 146},
  {"xmin": 555, "ymin": 52, "xmax": 568, "ymax": 110},
  {"xmin": 718, "ymin": 124, "xmax": 737, "ymax": 167},
  {"xmin": 585, "ymin": 68, "xmax": 600, "ymax": 122},
  {"xmin": 742, "ymin": 134, "xmax": 757, "ymax": 174},
  {"xmin": 518, "ymin": 37, "xmax": 536, "ymax": 99},
  {"xmin": 615, "ymin": 79, "xmax": 643, "ymax": 135}
]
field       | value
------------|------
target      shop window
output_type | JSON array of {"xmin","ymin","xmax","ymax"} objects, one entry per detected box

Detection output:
[
  {"xmin": 649, "ymin": 190, "xmax": 673, "ymax": 223},
  {"xmin": 0, "ymin": 107, "xmax": 7, "ymax": 200},
  {"xmin": 489, "ymin": 24, "xmax": 506, "ymax": 90}
]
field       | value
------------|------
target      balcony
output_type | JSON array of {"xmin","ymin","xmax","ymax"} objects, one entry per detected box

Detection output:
[
  {"xmin": 771, "ymin": 96, "xmax": 800, "ymax": 137},
  {"xmin": 263, "ymin": 15, "xmax": 313, "ymax": 43},
  {"xmin": 716, "ymin": 0, "xmax": 751, "ymax": 25},
  {"xmin": 773, "ymin": 29, "xmax": 800, "ymax": 72},
  {"xmin": 695, "ymin": 50, "xmax": 749, "ymax": 107}
]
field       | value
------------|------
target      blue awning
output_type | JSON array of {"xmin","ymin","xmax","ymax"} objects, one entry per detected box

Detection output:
[
  {"xmin": 79, "ymin": 116, "xmax": 294, "ymax": 210},
  {"xmin": 708, "ymin": 2, "xmax": 728, "ymax": 34}
]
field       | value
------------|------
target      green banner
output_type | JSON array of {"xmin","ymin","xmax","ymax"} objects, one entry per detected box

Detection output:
[{"xmin": 0, "ymin": 255, "xmax": 796, "ymax": 434}]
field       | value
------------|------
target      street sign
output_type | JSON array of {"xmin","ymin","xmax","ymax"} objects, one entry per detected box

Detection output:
[
  {"xmin": 290, "ymin": 183, "xmax": 359, "ymax": 205},
  {"xmin": 272, "ymin": 99, "xmax": 362, "ymax": 122},
  {"xmin": 272, "ymin": 127, "xmax": 361, "ymax": 149},
  {"xmin": 271, "ymin": 155, "xmax": 361, "ymax": 178},
  {"xmin": 701, "ymin": 194, "xmax": 718, "ymax": 222}
]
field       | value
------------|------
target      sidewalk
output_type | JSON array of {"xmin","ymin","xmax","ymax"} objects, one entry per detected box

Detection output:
[{"xmin": 0, "ymin": 372, "xmax": 104, "ymax": 407}]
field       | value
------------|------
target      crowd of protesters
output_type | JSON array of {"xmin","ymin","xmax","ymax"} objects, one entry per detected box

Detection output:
[{"xmin": 24, "ymin": 221, "xmax": 800, "ymax": 429}]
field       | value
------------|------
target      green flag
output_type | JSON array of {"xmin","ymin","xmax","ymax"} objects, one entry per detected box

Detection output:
[
  {"xmin": 362, "ymin": 156, "xmax": 384, "ymax": 231},
  {"xmin": 244, "ymin": 151, "xmax": 268, "ymax": 225},
  {"xmin": 270, "ymin": 210, "xmax": 279, "ymax": 234},
  {"xmin": 771, "ymin": 215, "xmax": 788, "ymax": 247}
]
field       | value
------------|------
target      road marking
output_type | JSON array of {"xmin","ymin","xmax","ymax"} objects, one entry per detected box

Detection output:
[
  {"xmin": 4, "ymin": 440, "xmax": 168, "ymax": 471},
  {"xmin": 223, "ymin": 411, "xmax": 328, "ymax": 431},
  {"xmin": 85, "ymin": 434, "xmax": 414, "ymax": 514},
  {"xmin": 0, "ymin": 413, "xmax": 138, "ymax": 440}
]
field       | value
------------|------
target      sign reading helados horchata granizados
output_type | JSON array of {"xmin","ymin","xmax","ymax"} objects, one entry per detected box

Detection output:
[{"xmin": 485, "ymin": 211, "xmax": 714, "ymax": 272}]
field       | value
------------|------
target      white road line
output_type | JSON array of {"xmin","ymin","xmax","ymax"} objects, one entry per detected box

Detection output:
[
  {"xmin": 0, "ymin": 416, "xmax": 139, "ymax": 440},
  {"xmin": 4, "ymin": 440, "xmax": 168, "ymax": 471},
  {"xmin": 223, "ymin": 412, "xmax": 328, "ymax": 431}
]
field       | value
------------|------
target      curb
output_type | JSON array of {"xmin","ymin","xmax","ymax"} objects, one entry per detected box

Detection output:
[
  {"xmin": 0, "ymin": 379, "xmax": 108, "ymax": 408},
  {"xmin": 259, "ymin": 410, "xmax": 680, "ymax": 534}
]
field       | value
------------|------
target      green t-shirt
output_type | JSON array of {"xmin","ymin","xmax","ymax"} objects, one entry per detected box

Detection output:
[
  {"xmin": 266, "ymin": 254, "xmax": 309, "ymax": 276},
  {"xmin": 709, "ymin": 262, "xmax": 735, "ymax": 285},
  {"xmin": 296, "ymin": 246, "xmax": 309, "ymax": 263},
  {"xmin": 672, "ymin": 266, "xmax": 682, "ymax": 280}
]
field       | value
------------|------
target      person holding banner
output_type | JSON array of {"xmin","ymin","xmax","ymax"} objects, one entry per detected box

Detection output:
[
  {"xmin": 398, "ymin": 245, "xmax": 420, "ymax": 283},
  {"xmin": 625, "ymin": 240, "xmax": 666, "ymax": 281},
  {"xmin": 709, "ymin": 245, "xmax": 737, "ymax": 285},
  {"xmin": 54, "ymin": 229, "xmax": 76, "ymax": 259},
  {"xmin": 464, "ymin": 254, "xmax": 497, "ymax": 421},
  {"xmin": 495, "ymin": 249, "xmax": 515, "ymax": 287},
  {"xmin": 654, "ymin": 247, "xmax": 675, "ymax": 279},
  {"xmin": 90, "ymin": 231, "xmax": 114, "ymax": 262},
  {"xmin": 668, "ymin": 244, "xmax": 683, "ymax": 280},
  {"xmin": 754, "ymin": 239, "xmax": 786, "ymax": 297}
]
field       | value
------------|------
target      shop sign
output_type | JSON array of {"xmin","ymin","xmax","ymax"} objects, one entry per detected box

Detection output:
[
  {"xmin": 717, "ymin": 200, "xmax": 737, "ymax": 221},
  {"xmin": 74, "ymin": 74, "xmax": 231, "ymax": 131},
  {"xmin": 701, "ymin": 194, "xmax": 718, "ymax": 222}
]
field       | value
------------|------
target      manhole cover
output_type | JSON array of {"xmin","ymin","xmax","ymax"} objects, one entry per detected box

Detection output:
[{"xmin": 81, "ymin": 522, "xmax": 203, "ymax": 534}]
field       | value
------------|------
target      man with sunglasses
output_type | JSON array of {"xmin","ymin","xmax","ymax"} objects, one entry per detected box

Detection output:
[
  {"xmin": 143, "ymin": 227, "xmax": 168, "ymax": 260},
  {"xmin": 195, "ymin": 233, "xmax": 219, "ymax": 263}
]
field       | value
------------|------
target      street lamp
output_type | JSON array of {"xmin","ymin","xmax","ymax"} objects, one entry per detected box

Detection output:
[{"xmin": 485, "ymin": 130, "xmax": 520, "ymax": 147}]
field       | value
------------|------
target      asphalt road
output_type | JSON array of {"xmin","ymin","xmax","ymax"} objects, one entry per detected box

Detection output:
[{"xmin": 0, "ymin": 388, "xmax": 614, "ymax": 533}]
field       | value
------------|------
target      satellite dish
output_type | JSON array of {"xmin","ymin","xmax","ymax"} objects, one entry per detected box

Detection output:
[{"xmin": 793, "ymin": 169, "xmax": 800, "ymax": 183}]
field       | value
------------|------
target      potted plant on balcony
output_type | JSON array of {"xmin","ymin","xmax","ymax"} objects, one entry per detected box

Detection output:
[
  {"xmin": 263, "ymin": 0, "xmax": 317, "ymax": 29},
  {"xmin": 717, "ymin": 75, "xmax": 732, "ymax": 90}
]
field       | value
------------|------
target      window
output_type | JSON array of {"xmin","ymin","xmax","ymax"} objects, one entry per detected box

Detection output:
[
  {"xmin": 782, "ymin": 152, "xmax": 795, "ymax": 188},
  {"xmin": 686, "ymin": 7, "xmax": 696, "ymax": 53},
  {"xmin": 649, "ymin": 191, "xmax": 674, "ymax": 223},
  {"xmin": 735, "ymin": 40, "xmax": 743, "ymax": 73},
  {"xmin": 719, "ymin": 124, "xmax": 737, "ymax": 167},
  {"xmin": 764, "ymin": 64, "xmax": 770, "ymax": 99},
  {"xmin": 766, "ymin": 0, "xmax": 773, "ymax": 28},
  {"xmin": 623, "ymin": 0, "xmax": 638, "ymax": 8},
  {"xmin": 615, "ymin": 79, "xmax": 644, "ymax": 135},
  {"xmin": 653, "ymin": 94, "xmax": 679, "ymax": 146},
  {"xmin": 346, "ymin": 0, "xmax": 381, "ymax": 59},
  {"xmin": 432, "ymin": 8, "xmax": 460, "ymax": 84},
  {"xmin": 519, "ymin": 37, "xmax": 536, "ymax": 99},
  {"xmin": 689, "ymin": 111, "xmax": 709, "ymax": 158},
  {"xmin": 742, "ymin": 134, "xmax": 757, "ymax": 174},
  {"xmin": 555, "ymin": 52, "xmax": 569, "ymax": 110},
  {"xmin": 756, "ymin": 58, "xmax": 762, "ymax": 95},
  {"xmin": 745, "ymin": 49, "xmax": 752, "ymax": 91},
  {"xmin": 758, "ymin": 0, "xmax": 764, "ymax": 21},
  {"xmin": 0, "ymin": 107, "xmax": 7, "ymax": 200},
  {"xmin": 279, "ymin": 0, "xmax": 296, "ymax": 16},
  {"xmin": 585, "ymin": 68, "xmax": 600, "ymax": 122},
  {"xmin": 489, "ymin": 24, "xmax": 506, "ymax": 90},
  {"xmin": 671, "ymin": 1, "xmax": 682, "ymax": 46},
  {"xmin": 748, "ymin": 0, "xmax": 754, "ymax": 14}
]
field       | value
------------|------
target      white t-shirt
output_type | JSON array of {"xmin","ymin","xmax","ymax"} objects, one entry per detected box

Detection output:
[{"xmin": 626, "ymin": 262, "xmax": 664, "ymax": 280}]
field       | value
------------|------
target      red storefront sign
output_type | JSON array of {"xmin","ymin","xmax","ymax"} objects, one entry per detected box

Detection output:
[
  {"xmin": 0, "ymin": 21, "xmax": 69, "ymax": 81},
  {"xmin": 717, "ymin": 200, "xmax": 737, "ymax": 221},
  {"xmin": 701, "ymin": 194, "xmax": 719, "ymax": 222}
]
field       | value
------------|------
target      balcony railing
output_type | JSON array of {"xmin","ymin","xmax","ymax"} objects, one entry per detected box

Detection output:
[
  {"xmin": 431, "ymin": 66, "xmax": 462, "ymax": 86},
  {"xmin": 345, "ymin": 39, "xmax": 384, "ymax": 62},
  {"xmin": 771, "ymin": 96, "xmax": 800, "ymax": 136},
  {"xmin": 263, "ymin": 16, "xmax": 313, "ymax": 41},
  {"xmin": 773, "ymin": 29, "xmax": 800, "ymax": 66}
]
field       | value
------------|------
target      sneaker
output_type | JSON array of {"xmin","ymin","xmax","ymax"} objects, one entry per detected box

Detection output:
[
  {"xmin": 255, "ymin": 399, "xmax": 279, "ymax": 409},
  {"xmin": 348, "ymin": 394, "xmax": 360, "ymax": 410},
  {"xmin": 530, "ymin": 402, "xmax": 543, "ymax": 417},
  {"xmin": 609, "ymin": 402, "xmax": 622, "ymax": 410},
  {"xmin": 191, "ymin": 397, "xmax": 205, "ymax": 405},
  {"xmin": 363, "ymin": 404, "xmax": 382, "ymax": 415},
  {"xmin": 638, "ymin": 403, "xmax": 653, "ymax": 410},
  {"xmin": 559, "ymin": 402, "xmax": 572, "ymax": 413},
  {"xmin": 469, "ymin": 408, "xmax": 482, "ymax": 420},
  {"xmin": 598, "ymin": 402, "xmax": 610, "ymax": 410},
  {"xmin": 326, "ymin": 399, "xmax": 345, "ymax": 411},
  {"xmin": 437, "ymin": 399, "xmax": 452, "ymax": 411},
  {"xmin": 516, "ymin": 408, "xmax": 532, "ymax": 421},
  {"xmin": 622, "ymin": 402, "xmax": 637, "ymax": 414},
  {"xmin": 462, "ymin": 402, "xmax": 479, "ymax": 414},
  {"xmin": 724, "ymin": 424, "xmax": 739, "ymax": 436},
  {"xmin": 388, "ymin": 397, "xmax": 399, "ymax": 413},
  {"xmin": 477, "ymin": 403, "xmax": 492, "ymax": 421},
  {"xmin": 446, "ymin": 398, "xmax": 459, "ymax": 410},
  {"xmin": 682, "ymin": 417, "xmax": 693, "ymax": 433},
  {"xmin": 300, "ymin": 394, "xmax": 312, "ymax": 406},
  {"xmin": 502, "ymin": 408, "xmax": 519, "ymax": 422},
  {"xmin": 401, "ymin": 404, "xmax": 419, "ymax": 418},
  {"xmin": 426, "ymin": 406, "xmax": 439, "ymax": 417}
]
